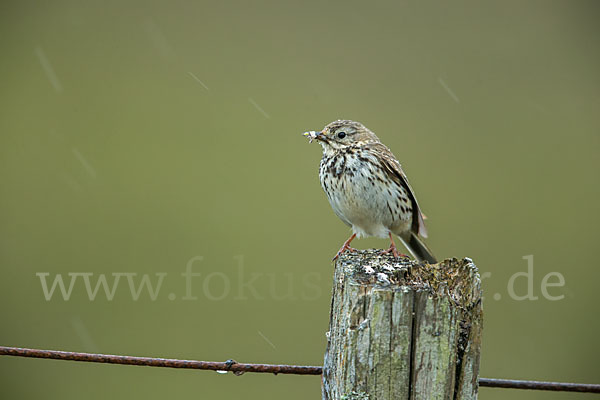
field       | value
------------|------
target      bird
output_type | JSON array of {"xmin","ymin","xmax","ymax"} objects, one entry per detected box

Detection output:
[{"xmin": 303, "ymin": 120, "xmax": 437, "ymax": 264}]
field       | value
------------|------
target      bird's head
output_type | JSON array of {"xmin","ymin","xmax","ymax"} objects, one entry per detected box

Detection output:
[{"xmin": 303, "ymin": 120, "xmax": 380, "ymax": 153}]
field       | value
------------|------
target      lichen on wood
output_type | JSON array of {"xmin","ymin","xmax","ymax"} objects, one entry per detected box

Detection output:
[{"xmin": 322, "ymin": 249, "xmax": 482, "ymax": 400}]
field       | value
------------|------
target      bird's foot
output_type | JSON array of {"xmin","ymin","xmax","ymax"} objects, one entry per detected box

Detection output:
[
  {"xmin": 332, "ymin": 233, "xmax": 358, "ymax": 261},
  {"xmin": 332, "ymin": 244, "xmax": 357, "ymax": 261},
  {"xmin": 379, "ymin": 243, "xmax": 408, "ymax": 259}
]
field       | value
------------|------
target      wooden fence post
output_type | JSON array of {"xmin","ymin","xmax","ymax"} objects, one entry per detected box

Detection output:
[{"xmin": 322, "ymin": 250, "xmax": 482, "ymax": 400}]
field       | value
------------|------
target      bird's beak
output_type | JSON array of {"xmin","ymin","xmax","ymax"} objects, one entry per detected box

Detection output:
[{"xmin": 303, "ymin": 130, "xmax": 326, "ymax": 143}]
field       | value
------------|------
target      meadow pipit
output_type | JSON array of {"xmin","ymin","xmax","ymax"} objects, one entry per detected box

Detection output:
[{"xmin": 303, "ymin": 120, "xmax": 437, "ymax": 263}]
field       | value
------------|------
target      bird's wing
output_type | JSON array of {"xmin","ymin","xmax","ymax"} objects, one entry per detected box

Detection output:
[{"xmin": 368, "ymin": 143, "xmax": 429, "ymax": 238}]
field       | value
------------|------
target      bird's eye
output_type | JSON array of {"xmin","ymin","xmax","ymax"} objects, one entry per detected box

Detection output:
[{"xmin": 337, "ymin": 131, "xmax": 347, "ymax": 139}]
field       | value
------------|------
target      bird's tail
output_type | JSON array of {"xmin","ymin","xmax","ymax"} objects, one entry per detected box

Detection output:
[{"xmin": 400, "ymin": 233, "xmax": 437, "ymax": 264}]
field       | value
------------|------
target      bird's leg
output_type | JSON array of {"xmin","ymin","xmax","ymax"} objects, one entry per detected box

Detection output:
[
  {"xmin": 333, "ymin": 233, "xmax": 357, "ymax": 261},
  {"xmin": 380, "ymin": 232, "xmax": 408, "ymax": 258}
]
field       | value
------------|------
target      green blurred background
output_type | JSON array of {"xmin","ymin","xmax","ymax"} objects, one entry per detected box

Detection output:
[{"xmin": 1, "ymin": 0, "xmax": 598, "ymax": 398}]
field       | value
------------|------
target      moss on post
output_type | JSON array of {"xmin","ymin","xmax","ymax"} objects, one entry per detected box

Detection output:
[{"xmin": 322, "ymin": 250, "xmax": 482, "ymax": 400}]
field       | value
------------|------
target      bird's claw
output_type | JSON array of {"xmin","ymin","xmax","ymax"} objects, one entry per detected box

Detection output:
[
  {"xmin": 332, "ymin": 245, "xmax": 357, "ymax": 261},
  {"xmin": 332, "ymin": 233, "xmax": 358, "ymax": 261},
  {"xmin": 379, "ymin": 244, "xmax": 407, "ymax": 259}
]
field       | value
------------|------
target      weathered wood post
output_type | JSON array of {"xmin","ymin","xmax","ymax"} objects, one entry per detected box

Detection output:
[{"xmin": 322, "ymin": 250, "xmax": 482, "ymax": 400}]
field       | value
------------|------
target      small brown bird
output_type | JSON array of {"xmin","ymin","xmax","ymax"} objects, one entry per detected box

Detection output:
[{"xmin": 303, "ymin": 120, "xmax": 437, "ymax": 263}]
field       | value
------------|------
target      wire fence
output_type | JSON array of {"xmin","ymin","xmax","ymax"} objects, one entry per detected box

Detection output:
[{"xmin": 1, "ymin": 346, "xmax": 598, "ymax": 394}]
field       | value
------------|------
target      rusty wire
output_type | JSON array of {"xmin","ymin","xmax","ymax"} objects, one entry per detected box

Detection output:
[
  {"xmin": 1, "ymin": 346, "xmax": 598, "ymax": 393},
  {"xmin": 0, "ymin": 346, "xmax": 320, "ymax": 375},
  {"xmin": 478, "ymin": 378, "xmax": 599, "ymax": 393}
]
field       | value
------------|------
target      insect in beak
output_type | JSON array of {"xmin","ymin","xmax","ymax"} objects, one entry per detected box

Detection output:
[{"xmin": 303, "ymin": 130, "xmax": 326, "ymax": 143}]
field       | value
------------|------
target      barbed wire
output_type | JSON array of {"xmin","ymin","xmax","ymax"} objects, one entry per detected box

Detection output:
[
  {"xmin": 1, "ymin": 346, "xmax": 598, "ymax": 393},
  {"xmin": 478, "ymin": 378, "xmax": 599, "ymax": 393},
  {"xmin": 0, "ymin": 346, "xmax": 320, "ymax": 375}
]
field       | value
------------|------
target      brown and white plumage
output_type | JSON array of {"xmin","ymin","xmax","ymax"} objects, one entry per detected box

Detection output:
[{"xmin": 304, "ymin": 119, "xmax": 436, "ymax": 263}]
